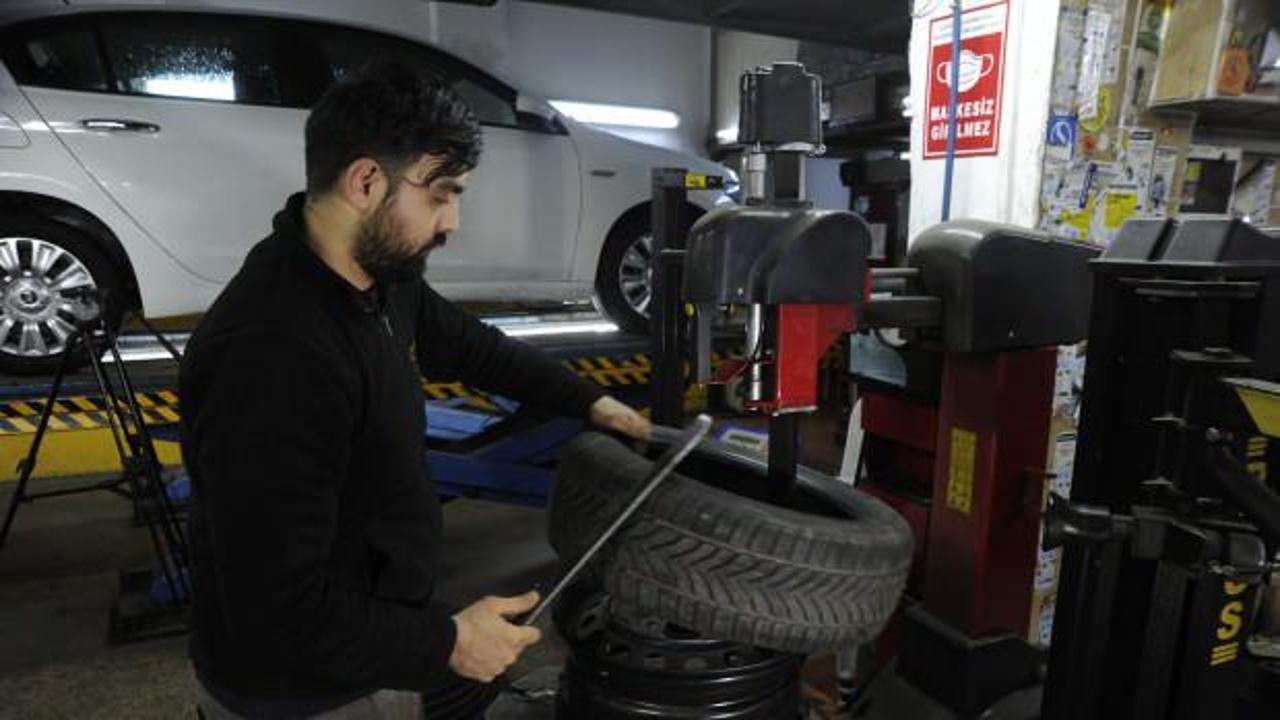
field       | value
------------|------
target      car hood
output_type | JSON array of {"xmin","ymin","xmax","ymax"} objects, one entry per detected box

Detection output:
[{"xmin": 564, "ymin": 118, "xmax": 734, "ymax": 187}]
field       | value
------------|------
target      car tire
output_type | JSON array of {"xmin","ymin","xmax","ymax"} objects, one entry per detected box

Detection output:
[
  {"xmin": 548, "ymin": 432, "xmax": 913, "ymax": 654},
  {"xmin": 593, "ymin": 207, "xmax": 700, "ymax": 337},
  {"xmin": 0, "ymin": 215, "xmax": 126, "ymax": 376}
]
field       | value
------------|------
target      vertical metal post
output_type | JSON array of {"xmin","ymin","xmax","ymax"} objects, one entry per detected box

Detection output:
[
  {"xmin": 941, "ymin": 0, "xmax": 963, "ymax": 221},
  {"xmin": 745, "ymin": 304, "xmax": 766, "ymax": 402},
  {"xmin": 650, "ymin": 167, "xmax": 689, "ymax": 427},
  {"xmin": 767, "ymin": 304, "xmax": 799, "ymax": 503},
  {"xmin": 768, "ymin": 413, "xmax": 800, "ymax": 504},
  {"xmin": 0, "ymin": 335, "xmax": 78, "ymax": 549},
  {"xmin": 1043, "ymin": 540, "xmax": 1125, "ymax": 718}
]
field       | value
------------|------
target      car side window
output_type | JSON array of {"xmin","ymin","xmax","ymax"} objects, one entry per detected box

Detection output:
[
  {"xmin": 292, "ymin": 23, "xmax": 519, "ymax": 127},
  {"xmin": 1, "ymin": 22, "xmax": 109, "ymax": 93},
  {"xmin": 98, "ymin": 15, "xmax": 285, "ymax": 106}
]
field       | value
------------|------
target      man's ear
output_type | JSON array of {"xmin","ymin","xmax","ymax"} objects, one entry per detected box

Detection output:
[{"xmin": 339, "ymin": 158, "xmax": 385, "ymax": 213}]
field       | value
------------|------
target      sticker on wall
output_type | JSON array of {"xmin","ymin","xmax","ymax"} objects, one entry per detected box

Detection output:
[
  {"xmin": 1077, "ymin": 8, "xmax": 1112, "ymax": 122},
  {"xmin": 1080, "ymin": 130, "xmax": 1110, "ymax": 156},
  {"xmin": 1050, "ymin": 7, "xmax": 1087, "ymax": 114},
  {"xmin": 1120, "ymin": 128, "xmax": 1157, "ymax": 210},
  {"xmin": 1091, "ymin": 184, "xmax": 1139, "ymax": 245},
  {"xmin": 1078, "ymin": 87, "xmax": 1112, "ymax": 134},
  {"xmin": 1120, "ymin": 2, "xmax": 1168, "ymax": 126},
  {"xmin": 1046, "ymin": 114, "xmax": 1078, "ymax": 160},
  {"xmin": 923, "ymin": 0, "xmax": 1009, "ymax": 160},
  {"xmin": 1034, "ymin": 536, "xmax": 1061, "ymax": 591},
  {"xmin": 1149, "ymin": 146, "xmax": 1180, "ymax": 215},
  {"xmin": 1037, "ymin": 598, "xmax": 1057, "ymax": 646}
]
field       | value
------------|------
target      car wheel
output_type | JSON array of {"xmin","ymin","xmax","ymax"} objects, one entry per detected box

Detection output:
[
  {"xmin": 548, "ymin": 432, "xmax": 913, "ymax": 654},
  {"xmin": 593, "ymin": 208, "xmax": 700, "ymax": 336},
  {"xmin": 0, "ymin": 215, "xmax": 125, "ymax": 376}
]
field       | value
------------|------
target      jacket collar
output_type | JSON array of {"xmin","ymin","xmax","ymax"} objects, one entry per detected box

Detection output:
[{"xmin": 273, "ymin": 192, "xmax": 382, "ymax": 313}]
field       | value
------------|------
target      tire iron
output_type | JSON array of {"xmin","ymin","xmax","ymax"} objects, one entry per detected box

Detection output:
[{"xmin": 521, "ymin": 413, "xmax": 713, "ymax": 626}]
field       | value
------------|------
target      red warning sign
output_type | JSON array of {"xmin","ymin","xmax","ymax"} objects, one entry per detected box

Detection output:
[{"xmin": 923, "ymin": 1, "xmax": 1009, "ymax": 159}]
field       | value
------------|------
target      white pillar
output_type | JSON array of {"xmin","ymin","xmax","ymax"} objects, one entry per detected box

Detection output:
[{"xmin": 907, "ymin": 0, "xmax": 1062, "ymax": 241}]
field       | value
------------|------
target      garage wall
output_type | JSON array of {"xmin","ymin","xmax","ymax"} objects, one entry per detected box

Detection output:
[
  {"xmin": 713, "ymin": 29, "xmax": 801, "ymax": 143},
  {"xmin": 105, "ymin": 0, "xmax": 712, "ymax": 156},
  {"xmin": 805, "ymin": 157, "xmax": 850, "ymax": 210},
  {"xmin": 493, "ymin": 3, "xmax": 712, "ymax": 156},
  {"xmin": 906, "ymin": 0, "xmax": 1060, "ymax": 242}
]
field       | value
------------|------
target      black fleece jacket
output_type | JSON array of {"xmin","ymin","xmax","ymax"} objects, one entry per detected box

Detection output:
[{"xmin": 180, "ymin": 193, "xmax": 604, "ymax": 707}]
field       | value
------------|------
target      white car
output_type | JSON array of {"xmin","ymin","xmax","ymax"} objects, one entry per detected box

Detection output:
[{"xmin": 0, "ymin": 4, "xmax": 735, "ymax": 374}]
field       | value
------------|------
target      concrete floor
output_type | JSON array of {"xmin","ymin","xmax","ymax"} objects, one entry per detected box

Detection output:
[{"xmin": 0, "ymin": 480, "xmax": 567, "ymax": 719}]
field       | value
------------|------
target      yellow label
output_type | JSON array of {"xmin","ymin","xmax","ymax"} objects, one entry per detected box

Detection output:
[
  {"xmin": 1236, "ymin": 385, "xmax": 1280, "ymax": 439},
  {"xmin": 1218, "ymin": 601, "xmax": 1245, "ymax": 640},
  {"xmin": 1103, "ymin": 190, "xmax": 1139, "ymax": 230},
  {"xmin": 1210, "ymin": 641, "xmax": 1240, "ymax": 666},
  {"xmin": 1210, "ymin": 579, "xmax": 1251, "ymax": 666},
  {"xmin": 946, "ymin": 428, "xmax": 977, "ymax": 514},
  {"xmin": 1079, "ymin": 87, "xmax": 1112, "ymax": 133},
  {"xmin": 685, "ymin": 173, "xmax": 708, "ymax": 189},
  {"xmin": 1064, "ymin": 210, "xmax": 1091, "ymax": 237},
  {"xmin": 1248, "ymin": 437, "xmax": 1269, "ymax": 480},
  {"xmin": 1225, "ymin": 580, "xmax": 1249, "ymax": 596}
]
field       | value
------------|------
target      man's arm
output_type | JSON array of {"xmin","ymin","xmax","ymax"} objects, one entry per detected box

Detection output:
[
  {"xmin": 187, "ymin": 334, "xmax": 454, "ymax": 690},
  {"xmin": 414, "ymin": 281, "xmax": 606, "ymax": 419}
]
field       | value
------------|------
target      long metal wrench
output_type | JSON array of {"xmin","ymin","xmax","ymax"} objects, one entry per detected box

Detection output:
[{"xmin": 522, "ymin": 413, "xmax": 714, "ymax": 626}]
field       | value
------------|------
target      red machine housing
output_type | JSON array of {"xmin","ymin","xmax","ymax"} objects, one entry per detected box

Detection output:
[{"xmin": 860, "ymin": 347, "xmax": 1058, "ymax": 640}]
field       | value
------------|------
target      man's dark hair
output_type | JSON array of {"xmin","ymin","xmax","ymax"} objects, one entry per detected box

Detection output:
[{"xmin": 304, "ymin": 60, "xmax": 482, "ymax": 195}]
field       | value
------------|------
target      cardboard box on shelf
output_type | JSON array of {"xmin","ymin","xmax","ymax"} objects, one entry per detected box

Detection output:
[{"xmin": 1150, "ymin": 0, "xmax": 1224, "ymax": 103}]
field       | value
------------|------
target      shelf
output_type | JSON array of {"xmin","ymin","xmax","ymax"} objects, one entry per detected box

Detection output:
[
  {"xmin": 1148, "ymin": 95, "xmax": 1280, "ymax": 134},
  {"xmin": 823, "ymin": 119, "xmax": 910, "ymax": 154}
]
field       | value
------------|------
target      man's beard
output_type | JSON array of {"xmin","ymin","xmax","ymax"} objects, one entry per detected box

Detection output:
[{"xmin": 353, "ymin": 193, "xmax": 438, "ymax": 284}]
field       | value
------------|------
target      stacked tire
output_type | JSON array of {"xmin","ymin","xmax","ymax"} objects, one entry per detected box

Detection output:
[{"xmin": 547, "ymin": 432, "xmax": 913, "ymax": 654}]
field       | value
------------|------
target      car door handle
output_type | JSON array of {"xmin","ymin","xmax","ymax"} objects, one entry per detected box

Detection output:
[{"xmin": 80, "ymin": 118, "xmax": 161, "ymax": 133}]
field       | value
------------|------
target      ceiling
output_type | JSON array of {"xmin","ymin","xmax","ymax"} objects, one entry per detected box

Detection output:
[{"xmin": 506, "ymin": 0, "xmax": 914, "ymax": 52}]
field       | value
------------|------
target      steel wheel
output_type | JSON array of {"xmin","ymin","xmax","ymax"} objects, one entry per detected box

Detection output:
[
  {"xmin": 0, "ymin": 236, "xmax": 97, "ymax": 358},
  {"xmin": 616, "ymin": 233, "xmax": 653, "ymax": 318}
]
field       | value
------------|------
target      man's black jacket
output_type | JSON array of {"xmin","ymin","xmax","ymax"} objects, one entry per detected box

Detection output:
[{"xmin": 180, "ymin": 192, "xmax": 604, "ymax": 703}]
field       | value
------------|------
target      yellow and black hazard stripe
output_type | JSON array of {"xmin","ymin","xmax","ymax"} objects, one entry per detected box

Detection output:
[
  {"xmin": 0, "ymin": 390, "xmax": 180, "ymax": 436},
  {"xmin": 0, "ymin": 348, "xmax": 757, "ymax": 481},
  {"xmin": 0, "ymin": 350, "xmax": 747, "ymax": 436},
  {"xmin": 564, "ymin": 353, "xmax": 653, "ymax": 388}
]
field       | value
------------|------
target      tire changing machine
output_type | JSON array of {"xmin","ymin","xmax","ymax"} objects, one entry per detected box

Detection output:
[
  {"xmin": 485, "ymin": 60, "xmax": 879, "ymax": 719},
  {"xmin": 538, "ymin": 61, "xmax": 1104, "ymax": 719},
  {"xmin": 533, "ymin": 61, "xmax": 873, "ymax": 720}
]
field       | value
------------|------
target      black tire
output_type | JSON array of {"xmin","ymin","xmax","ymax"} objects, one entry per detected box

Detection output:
[
  {"xmin": 548, "ymin": 432, "xmax": 913, "ymax": 654},
  {"xmin": 0, "ymin": 214, "xmax": 126, "ymax": 376},
  {"xmin": 593, "ymin": 206, "xmax": 700, "ymax": 336}
]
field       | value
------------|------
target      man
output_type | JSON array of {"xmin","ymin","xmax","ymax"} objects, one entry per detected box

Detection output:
[{"xmin": 180, "ymin": 61, "xmax": 650, "ymax": 718}]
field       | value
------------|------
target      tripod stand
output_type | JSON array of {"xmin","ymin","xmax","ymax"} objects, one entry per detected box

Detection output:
[{"xmin": 0, "ymin": 289, "xmax": 190, "ymax": 639}]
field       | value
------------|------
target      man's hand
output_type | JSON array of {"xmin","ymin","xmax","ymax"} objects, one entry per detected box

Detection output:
[
  {"xmin": 449, "ymin": 591, "xmax": 542, "ymax": 683},
  {"xmin": 589, "ymin": 395, "xmax": 652, "ymax": 441}
]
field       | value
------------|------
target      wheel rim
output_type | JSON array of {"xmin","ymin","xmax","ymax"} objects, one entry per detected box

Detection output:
[
  {"xmin": 0, "ymin": 237, "xmax": 96, "ymax": 358},
  {"xmin": 616, "ymin": 233, "xmax": 653, "ymax": 318}
]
